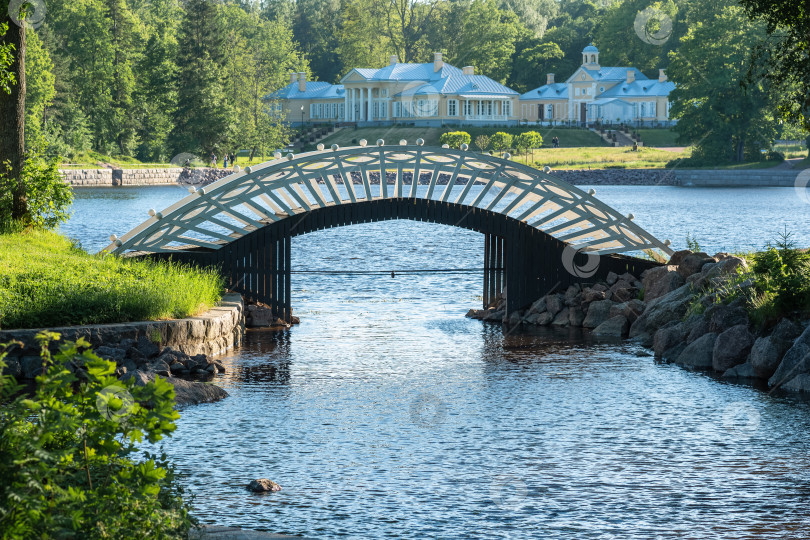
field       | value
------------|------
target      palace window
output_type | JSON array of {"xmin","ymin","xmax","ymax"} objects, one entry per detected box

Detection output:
[
  {"xmin": 463, "ymin": 101, "xmax": 472, "ymax": 116},
  {"xmin": 547, "ymin": 104, "xmax": 553, "ymax": 118},
  {"xmin": 393, "ymin": 102, "xmax": 401, "ymax": 118},
  {"xmin": 640, "ymin": 103, "xmax": 646, "ymax": 117},
  {"xmin": 502, "ymin": 101, "xmax": 512, "ymax": 117},
  {"xmin": 338, "ymin": 104, "xmax": 345, "ymax": 118},
  {"xmin": 448, "ymin": 99, "xmax": 458, "ymax": 116},
  {"xmin": 310, "ymin": 104, "xmax": 317, "ymax": 118}
]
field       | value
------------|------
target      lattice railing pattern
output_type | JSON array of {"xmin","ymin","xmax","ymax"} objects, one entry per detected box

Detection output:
[{"xmin": 105, "ymin": 143, "xmax": 674, "ymax": 257}]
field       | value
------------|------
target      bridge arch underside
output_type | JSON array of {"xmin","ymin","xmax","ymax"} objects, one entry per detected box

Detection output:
[{"xmin": 148, "ymin": 198, "xmax": 660, "ymax": 320}]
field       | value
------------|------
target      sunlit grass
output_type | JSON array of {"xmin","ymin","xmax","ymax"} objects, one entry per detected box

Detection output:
[
  {"xmin": 0, "ymin": 230, "xmax": 224, "ymax": 329},
  {"xmin": 511, "ymin": 146, "xmax": 690, "ymax": 170}
]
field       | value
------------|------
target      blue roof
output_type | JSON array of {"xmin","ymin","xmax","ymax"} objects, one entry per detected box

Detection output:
[
  {"xmin": 344, "ymin": 62, "xmax": 465, "ymax": 82},
  {"xmin": 598, "ymin": 79, "xmax": 675, "ymax": 98},
  {"xmin": 268, "ymin": 81, "xmax": 345, "ymax": 100},
  {"xmin": 583, "ymin": 44, "xmax": 599, "ymax": 53},
  {"xmin": 519, "ymin": 83, "xmax": 568, "ymax": 100},
  {"xmin": 577, "ymin": 67, "xmax": 648, "ymax": 82}
]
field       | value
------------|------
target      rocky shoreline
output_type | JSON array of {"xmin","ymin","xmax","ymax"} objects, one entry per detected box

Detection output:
[{"xmin": 468, "ymin": 251, "xmax": 810, "ymax": 394}]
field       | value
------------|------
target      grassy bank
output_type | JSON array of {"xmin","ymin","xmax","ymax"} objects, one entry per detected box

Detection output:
[
  {"xmin": 511, "ymin": 146, "xmax": 689, "ymax": 169},
  {"xmin": 0, "ymin": 230, "xmax": 224, "ymax": 329}
]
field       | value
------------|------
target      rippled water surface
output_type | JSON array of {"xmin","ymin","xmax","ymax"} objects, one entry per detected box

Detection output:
[{"xmin": 64, "ymin": 185, "xmax": 810, "ymax": 538}]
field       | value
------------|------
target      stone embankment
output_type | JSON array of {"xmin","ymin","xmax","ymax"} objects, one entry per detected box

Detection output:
[
  {"xmin": 468, "ymin": 252, "xmax": 810, "ymax": 394},
  {"xmin": 60, "ymin": 167, "xmax": 232, "ymax": 187},
  {"xmin": 1, "ymin": 293, "xmax": 244, "ymax": 405}
]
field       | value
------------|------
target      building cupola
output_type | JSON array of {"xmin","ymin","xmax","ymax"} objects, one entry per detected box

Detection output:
[{"xmin": 582, "ymin": 44, "xmax": 599, "ymax": 68}]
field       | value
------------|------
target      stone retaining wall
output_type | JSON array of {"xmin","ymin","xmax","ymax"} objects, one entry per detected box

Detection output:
[
  {"xmin": 60, "ymin": 168, "xmax": 232, "ymax": 187},
  {"xmin": 0, "ymin": 294, "xmax": 244, "ymax": 378},
  {"xmin": 673, "ymin": 169, "xmax": 801, "ymax": 187},
  {"xmin": 554, "ymin": 168, "xmax": 677, "ymax": 186}
]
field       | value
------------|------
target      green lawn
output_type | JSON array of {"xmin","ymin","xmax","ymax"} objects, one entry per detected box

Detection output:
[
  {"xmin": 0, "ymin": 231, "xmax": 224, "ymax": 329},
  {"xmin": 635, "ymin": 129, "xmax": 683, "ymax": 147},
  {"xmin": 512, "ymin": 146, "xmax": 689, "ymax": 170}
]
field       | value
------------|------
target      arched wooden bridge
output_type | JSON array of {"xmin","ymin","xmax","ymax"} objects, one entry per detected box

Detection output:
[{"xmin": 106, "ymin": 141, "xmax": 673, "ymax": 320}]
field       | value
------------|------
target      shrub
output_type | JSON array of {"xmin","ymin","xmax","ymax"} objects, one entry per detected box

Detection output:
[
  {"xmin": 490, "ymin": 132, "xmax": 513, "ymax": 152},
  {"xmin": 513, "ymin": 131, "xmax": 543, "ymax": 160},
  {"xmin": 750, "ymin": 230, "xmax": 810, "ymax": 319},
  {"xmin": 439, "ymin": 131, "xmax": 471, "ymax": 149},
  {"xmin": 474, "ymin": 134, "xmax": 490, "ymax": 152},
  {"xmin": 0, "ymin": 334, "xmax": 193, "ymax": 538}
]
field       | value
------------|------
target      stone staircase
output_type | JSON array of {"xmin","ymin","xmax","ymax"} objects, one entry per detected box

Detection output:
[{"xmin": 591, "ymin": 128, "xmax": 642, "ymax": 148}]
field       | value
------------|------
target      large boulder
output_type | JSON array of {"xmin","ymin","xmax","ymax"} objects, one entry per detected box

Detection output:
[
  {"xmin": 781, "ymin": 373, "xmax": 810, "ymax": 394},
  {"xmin": 582, "ymin": 299, "xmax": 616, "ymax": 329},
  {"xmin": 536, "ymin": 312, "xmax": 554, "ymax": 326},
  {"xmin": 582, "ymin": 287, "xmax": 606, "ymax": 303},
  {"xmin": 568, "ymin": 306, "xmax": 585, "ymax": 327},
  {"xmin": 653, "ymin": 322, "xmax": 686, "ymax": 358},
  {"xmin": 722, "ymin": 362, "xmax": 758, "ymax": 380},
  {"xmin": 564, "ymin": 285, "xmax": 582, "ymax": 307},
  {"xmin": 712, "ymin": 324, "xmax": 755, "ymax": 372},
  {"xmin": 610, "ymin": 299, "xmax": 645, "ymax": 324},
  {"xmin": 545, "ymin": 294, "xmax": 565, "ymax": 317},
  {"xmin": 247, "ymin": 479, "xmax": 282, "ymax": 493},
  {"xmin": 668, "ymin": 250, "xmax": 692, "ymax": 267},
  {"xmin": 769, "ymin": 325, "xmax": 810, "ymax": 389},
  {"xmin": 551, "ymin": 308, "xmax": 570, "ymax": 326},
  {"xmin": 675, "ymin": 332, "xmax": 718, "ymax": 369},
  {"xmin": 592, "ymin": 315, "xmax": 629, "ymax": 337},
  {"xmin": 527, "ymin": 297, "xmax": 547, "ymax": 315},
  {"xmin": 641, "ymin": 265, "xmax": 684, "ymax": 302},
  {"xmin": 707, "ymin": 304, "xmax": 749, "ymax": 334},
  {"xmin": 608, "ymin": 280, "xmax": 638, "ymax": 303},
  {"xmin": 677, "ymin": 252, "xmax": 716, "ymax": 278},
  {"xmin": 686, "ymin": 316, "xmax": 712, "ymax": 344},
  {"xmin": 749, "ymin": 337, "xmax": 782, "ymax": 379},
  {"xmin": 691, "ymin": 256, "xmax": 749, "ymax": 290},
  {"xmin": 629, "ymin": 284, "xmax": 695, "ymax": 340}
]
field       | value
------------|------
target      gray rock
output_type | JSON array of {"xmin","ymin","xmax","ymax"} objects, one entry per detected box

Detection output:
[
  {"xmin": 769, "ymin": 325, "xmax": 810, "ymax": 389},
  {"xmin": 591, "ymin": 283, "xmax": 608, "ymax": 293},
  {"xmin": 712, "ymin": 324, "xmax": 755, "ymax": 372},
  {"xmin": 619, "ymin": 272, "xmax": 641, "ymax": 288},
  {"xmin": 205, "ymin": 363, "xmax": 217, "ymax": 374},
  {"xmin": 137, "ymin": 335, "xmax": 161, "ymax": 358},
  {"xmin": 677, "ymin": 252, "xmax": 716, "ymax": 278},
  {"xmin": 564, "ymin": 285, "xmax": 581, "ymax": 306},
  {"xmin": 247, "ymin": 479, "xmax": 282, "ymax": 493},
  {"xmin": 95, "ymin": 346, "xmax": 126, "ymax": 363},
  {"xmin": 568, "ymin": 306, "xmax": 585, "ymax": 327},
  {"xmin": 608, "ymin": 280, "xmax": 638, "ymax": 303},
  {"xmin": 545, "ymin": 294, "xmax": 565, "ymax": 316},
  {"xmin": 668, "ymin": 250, "xmax": 692, "ymax": 267},
  {"xmin": 21, "ymin": 356, "xmax": 43, "ymax": 379},
  {"xmin": 582, "ymin": 287, "xmax": 606, "ymax": 303},
  {"xmin": 170, "ymin": 362, "xmax": 188, "ymax": 374},
  {"xmin": 214, "ymin": 362, "xmax": 226, "ymax": 374},
  {"xmin": 2, "ymin": 357, "xmax": 21, "ymax": 378},
  {"xmin": 771, "ymin": 318, "xmax": 803, "ymax": 346},
  {"xmin": 592, "ymin": 315, "xmax": 629, "ymax": 337},
  {"xmin": 536, "ymin": 312, "xmax": 554, "ymax": 326},
  {"xmin": 123, "ymin": 359, "xmax": 138, "ymax": 374},
  {"xmin": 151, "ymin": 359, "xmax": 171, "ymax": 377},
  {"xmin": 551, "ymin": 308, "xmax": 570, "ymax": 326},
  {"xmin": 610, "ymin": 299, "xmax": 645, "ymax": 324},
  {"xmin": 527, "ymin": 297, "xmax": 547, "ymax": 315},
  {"xmin": 661, "ymin": 342, "xmax": 687, "ymax": 362},
  {"xmin": 707, "ymin": 304, "xmax": 749, "ymax": 333},
  {"xmin": 641, "ymin": 266, "xmax": 685, "ymax": 302},
  {"xmin": 122, "ymin": 369, "xmax": 151, "ymax": 386},
  {"xmin": 653, "ymin": 322, "xmax": 685, "ymax": 357},
  {"xmin": 126, "ymin": 347, "xmax": 146, "ymax": 363},
  {"xmin": 508, "ymin": 311, "xmax": 522, "ymax": 326},
  {"xmin": 524, "ymin": 313, "xmax": 541, "ymax": 325},
  {"xmin": 686, "ymin": 317, "xmax": 712, "ymax": 344},
  {"xmin": 722, "ymin": 362, "xmax": 758, "ymax": 380},
  {"xmin": 780, "ymin": 372, "xmax": 810, "ymax": 394},
  {"xmin": 606, "ymin": 271, "xmax": 619, "ymax": 285},
  {"xmin": 675, "ymin": 332, "xmax": 718, "ymax": 369},
  {"xmin": 749, "ymin": 336, "xmax": 782, "ymax": 379},
  {"xmin": 629, "ymin": 284, "xmax": 695, "ymax": 339},
  {"xmin": 582, "ymin": 299, "xmax": 616, "ymax": 329},
  {"xmin": 484, "ymin": 310, "xmax": 504, "ymax": 322}
]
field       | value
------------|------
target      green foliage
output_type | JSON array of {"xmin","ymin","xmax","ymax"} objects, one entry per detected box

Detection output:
[
  {"xmin": 750, "ymin": 230, "xmax": 810, "ymax": 318},
  {"xmin": 0, "ymin": 230, "xmax": 224, "ymax": 329},
  {"xmin": 513, "ymin": 131, "xmax": 542, "ymax": 158},
  {"xmin": 474, "ymin": 134, "xmax": 490, "ymax": 152},
  {"xmin": 439, "ymin": 131, "xmax": 471, "ymax": 149},
  {"xmin": 0, "ymin": 334, "xmax": 193, "ymax": 538},
  {"xmin": 685, "ymin": 233, "xmax": 701, "ymax": 253},
  {"xmin": 0, "ymin": 142, "xmax": 73, "ymax": 230},
  {"xmin": 489, "ymin": 131, "xmax": 513, "ymax": 152},
  {"xmin": 667, "ymin": 2, "xmax": 779, "ymax": 163},
  {"xmin": 0, "ymin": 22, "xmax": 13, "ymax": 94}
]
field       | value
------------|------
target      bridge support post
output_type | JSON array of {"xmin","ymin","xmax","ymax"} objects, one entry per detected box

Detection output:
[{"xmin": 483, "ymin": 233, "xmax": 505, "ymax": 309}]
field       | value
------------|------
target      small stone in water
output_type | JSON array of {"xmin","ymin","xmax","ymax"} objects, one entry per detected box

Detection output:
[{"xmin": 247, "ymin": 479, "xmax": 282, "ymax": 493}]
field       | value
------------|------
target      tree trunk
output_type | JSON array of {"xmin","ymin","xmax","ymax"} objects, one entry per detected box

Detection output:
[
  {"xmin": 736, "ymin": 138, "xmax": 745, "ymax": 162},
  {"xmin": 0, "ymin": 12, "xmax": 26, "ymax": 220}
]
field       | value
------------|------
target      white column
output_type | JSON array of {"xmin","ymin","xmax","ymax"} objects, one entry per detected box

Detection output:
[
  {"xmin": 344, "ymin": 92, "xmax": 349, "ymax": 121},
  {"xmin": 369, "ymin": 87, "xmax": 374, "ymax": 121},
  {"xmin": 349, "ymin": 89, "xmax": 355, "ymax": 121}
]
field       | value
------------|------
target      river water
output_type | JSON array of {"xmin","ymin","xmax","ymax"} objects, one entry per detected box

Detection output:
[{"xmin": 64, "ymin": 185, "xmax": 810, "ymax": 539}]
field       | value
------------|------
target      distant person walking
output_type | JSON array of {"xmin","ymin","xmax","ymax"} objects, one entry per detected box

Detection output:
[
  {"xmin": 210, "ymin": 152, "xmax": 217, "ymax": 168},
  {"xmin": 230, "ymin": 152, "xmax": 236, "ymax": 167},
  {"xmin": 223, "ymin": 155, "xmax": 229, "ymax": 168}
]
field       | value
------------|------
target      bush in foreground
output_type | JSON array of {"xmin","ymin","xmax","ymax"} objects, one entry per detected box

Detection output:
[
  {"xmin": 0, "ymin": 334, "xmax": 193, "ymax": 539},
  {"xmin": 0, "ymin": 230, "xmax": 224, "ymax": 329}
]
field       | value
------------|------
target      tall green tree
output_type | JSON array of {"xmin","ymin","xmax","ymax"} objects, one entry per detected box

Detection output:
[
  {"xmin": 293, "ymin": 0, "xmax": 341, "ymax": 82},
  {"xmin": 337, "ymin": 0, "xmax": 391, "ymax": 74},
  {"xmin": 667, "ymin": 4, "xmax": 779, "ymax": 163},
  {"xmin": 104, "ymin": 0, "xmax": 141, "ymax": 155},
  {"xmin": 0, "ymin": 0, "xmax": 27, "ymax": 220},
  {"xmin": 499, "ymin": 0, "xmax": 558, "ymax": 37},
  {"xmin": 170, "ymin": 0, "xmax": 234, "ymax": 155},
  {"xmin": 738, "ymin": 0, "xmax": 810, "ymax": 149},
  {"xmin": 372, "ymin": 0, "xmax": 442, "ymax": 63}
]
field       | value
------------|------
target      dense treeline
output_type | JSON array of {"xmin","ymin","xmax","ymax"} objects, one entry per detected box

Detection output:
[{"xmin": 5, "ymin": 0, "xmax": 810, "ymax": 165}]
